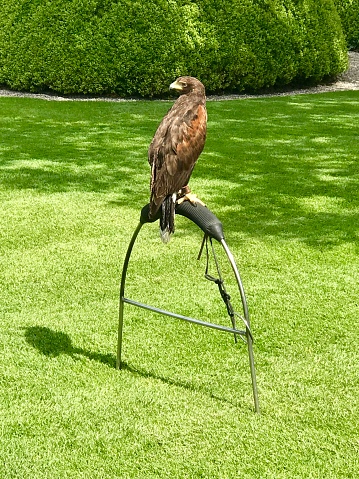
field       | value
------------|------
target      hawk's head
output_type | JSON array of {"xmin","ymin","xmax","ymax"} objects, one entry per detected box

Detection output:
[{"xmin": 169, "ymin": 76, "xmax": 205, "ymax": 96}]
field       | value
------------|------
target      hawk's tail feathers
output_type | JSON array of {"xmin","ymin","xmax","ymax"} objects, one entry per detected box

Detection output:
[{"xmin": 160, "ymin": 193, "xmax": 176, "ymax": 243}]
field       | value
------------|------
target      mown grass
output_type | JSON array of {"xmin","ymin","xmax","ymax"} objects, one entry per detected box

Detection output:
[{"xmin": 0, "ymin": 92, "xmax": 358, "ymax": 478}]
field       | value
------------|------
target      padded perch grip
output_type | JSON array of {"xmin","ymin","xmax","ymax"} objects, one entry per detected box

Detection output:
[{"xmin": 140, "ymin": 202, "xmax": 225, "ymax": 242}]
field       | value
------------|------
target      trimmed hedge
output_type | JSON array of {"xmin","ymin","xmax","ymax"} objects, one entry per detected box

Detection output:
[
  {"xmin": 0, "ymin": 0, "xmax": 348, "ymax": 97},
  {"xmin": 333, "ymin": 0, "xmax": 359, "ymax": 49}
]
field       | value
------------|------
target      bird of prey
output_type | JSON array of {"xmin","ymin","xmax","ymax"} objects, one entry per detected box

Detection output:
[{"xmin": 148, "ymin": 76, "xmax": 207, "ymax": 243}]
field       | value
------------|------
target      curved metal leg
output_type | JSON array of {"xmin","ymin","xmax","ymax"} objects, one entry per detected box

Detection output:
[
  {"xmin": 117, "ymin": 222, "xmax": 143, "ymax": 370},
  {"xmin": 221, "ymin": 239, "xmax": 260, "ymax": 414}
]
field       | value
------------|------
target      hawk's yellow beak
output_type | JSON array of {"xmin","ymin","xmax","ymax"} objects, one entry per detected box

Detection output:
[{"xmin": 169, "ymin": 80, "xmax": 183, "ymax": 91}]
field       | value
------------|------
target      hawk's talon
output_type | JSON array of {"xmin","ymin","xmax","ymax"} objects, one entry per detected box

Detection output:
[{"xmin": 177, "ymin": 193, "xmax": 206, "ymax": 207}]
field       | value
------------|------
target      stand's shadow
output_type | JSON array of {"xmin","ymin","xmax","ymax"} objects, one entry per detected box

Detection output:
[
  {"xmin": 24, "ymin": 326, "xmax": 244, "ymax": 408},
  {"xmin": 24, "ymin": 326, "xmax": 116, "ymax": 367}
]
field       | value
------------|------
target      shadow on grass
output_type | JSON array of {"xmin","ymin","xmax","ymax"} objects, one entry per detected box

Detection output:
[
  {"xmin": 24, "ymin": 326, "xmax": 244, "ymax": 407},
  {"xmin": 120, "ymin": 361, "xmax": 244, "ymax": 408},
  {"xmin": 197, "ymin": 93, "xmax": 359, "ymax": 249},
  {"xmin": 0, "ymin": 98, "xmax": 157, "ymax": 206},
  {"xmin": 24, "ymin": 326, "xmax": 116, "ymax": 368},
  {"xmin": 2, "ymin": 93, "xmax": 358, "ymax": 249}
]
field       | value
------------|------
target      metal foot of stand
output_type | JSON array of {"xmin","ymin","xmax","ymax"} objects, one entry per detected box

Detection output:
[{"xmin": 117, "ymin": 202, "xmax": 260, "ymax": 414}]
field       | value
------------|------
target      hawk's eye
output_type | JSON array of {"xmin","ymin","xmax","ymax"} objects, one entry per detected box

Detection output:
[{"xmin": 181, "ymin": 82, "xmax": 187, "ymax": 88}]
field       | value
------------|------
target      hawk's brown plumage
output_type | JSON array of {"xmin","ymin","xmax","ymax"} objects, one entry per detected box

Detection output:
[{"xmin": 148, "ymin": 76, "xmax": 207, "ymax": 242}]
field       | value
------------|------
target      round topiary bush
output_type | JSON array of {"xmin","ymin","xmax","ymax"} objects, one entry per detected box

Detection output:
[{"xmin": 0, "ymin": 0, "xmax": 348, "ymax": 97}]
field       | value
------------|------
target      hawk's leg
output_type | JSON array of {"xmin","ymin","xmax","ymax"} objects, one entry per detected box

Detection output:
[{"xmin": 177, "ymin": 185, "xmax": 206, "ymax": 207}]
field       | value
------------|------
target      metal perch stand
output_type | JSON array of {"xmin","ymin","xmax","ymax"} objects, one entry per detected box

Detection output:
[{"xmin": 117, "ymin": 201, "xmax": 260, "ymax": 413}]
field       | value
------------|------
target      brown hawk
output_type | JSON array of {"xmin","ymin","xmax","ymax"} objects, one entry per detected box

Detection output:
[{"xmin": 148, "ymin": 76, "xmax": 207, "ymax": 243}]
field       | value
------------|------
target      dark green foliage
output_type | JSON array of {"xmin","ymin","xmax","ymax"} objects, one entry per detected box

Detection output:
[
  {"xmin": 0, "ymin": 0, "xmax": 348, "ymax": 96},
  {"xmin": 333, "ymin": 0, "xmax": 359, "ymax": 49}
]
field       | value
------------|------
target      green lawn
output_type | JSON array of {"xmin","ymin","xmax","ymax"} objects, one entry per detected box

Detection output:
[{"xmin": 0, "ymin": 92, "xmax": 358, "ymax": 478}]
